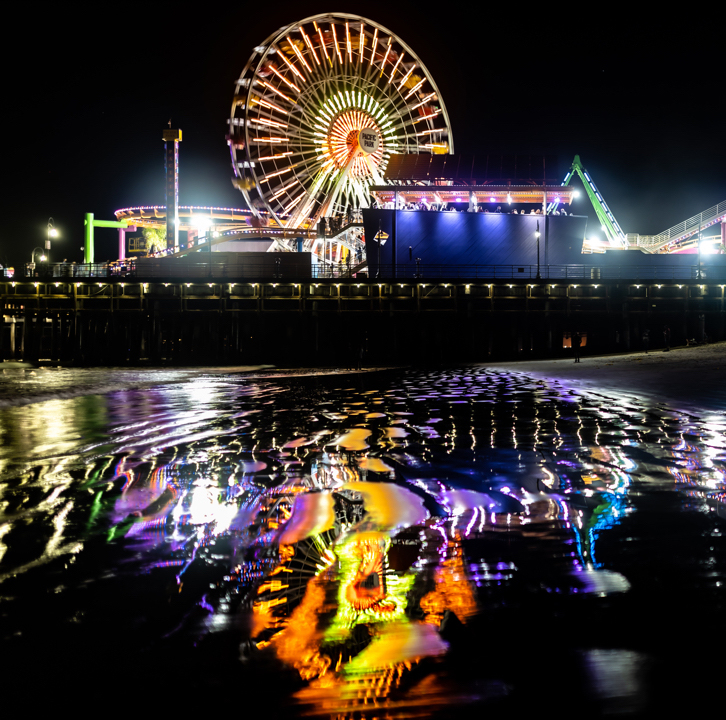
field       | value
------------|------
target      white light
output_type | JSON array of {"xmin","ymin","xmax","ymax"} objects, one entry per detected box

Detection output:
[{"xmin": 193, "ymin": 217, "xmax": 212, "ymax": 231}]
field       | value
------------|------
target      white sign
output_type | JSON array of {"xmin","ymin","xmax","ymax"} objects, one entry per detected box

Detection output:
[{"xmin": 357, "ymin": 128, "xmax": 380, "ymax": 155}]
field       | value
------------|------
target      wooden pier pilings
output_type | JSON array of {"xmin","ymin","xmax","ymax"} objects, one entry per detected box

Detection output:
[{"xmin": 1, "ymin": 278, "xmax": 724, "ymax": 365}]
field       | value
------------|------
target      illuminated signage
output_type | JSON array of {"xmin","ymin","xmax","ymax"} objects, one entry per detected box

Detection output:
[{"xmin": 358, "ymin": 128, "xmax": 381, "ymax": 155}]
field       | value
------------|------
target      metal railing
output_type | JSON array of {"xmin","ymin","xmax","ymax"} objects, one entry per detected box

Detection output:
[
  {"xmin": 633, "ymin": 199, "xmax": 726, "ymax": 251},
  {"xmin": 15, "ymin": 261, "xmax": 726, "ymax": 282},
  {"xmin": 365, "ymin": 264, "xmax": 726, "ymax": 280},
  {"xmin": 23, "ymin": 262, "xmax": 122, "ymax": 278}
]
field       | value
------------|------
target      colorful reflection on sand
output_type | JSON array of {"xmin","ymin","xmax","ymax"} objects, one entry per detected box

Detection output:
[{"xmin": 1, "ymin": 368, "xmax": 726, "ymax": 715}]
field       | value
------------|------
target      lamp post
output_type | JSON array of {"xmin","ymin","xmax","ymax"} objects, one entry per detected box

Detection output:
[
  {"xmin": 535, "ymin": 221, "xmax": 541, "ymax": 279},
  {"xmin": 46, "ymin": 217, "xmax": 58, "ymax": 264},
  {"xmin": 30, "ymin": 247, "xmax": 46, "ymax": 277}
]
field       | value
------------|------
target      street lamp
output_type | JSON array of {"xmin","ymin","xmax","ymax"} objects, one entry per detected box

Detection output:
[
  {"xmin": 535, "ymin": 221, "xmax": 541, "ymax": 279},
  {"xmin": 46, "ymin": 217, "xmax": 58, "ymax": 264}
]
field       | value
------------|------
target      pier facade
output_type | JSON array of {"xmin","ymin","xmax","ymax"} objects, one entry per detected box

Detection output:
[{"xmin": 2, "ymin": 275, "xmax": 723, "ymax": 365}]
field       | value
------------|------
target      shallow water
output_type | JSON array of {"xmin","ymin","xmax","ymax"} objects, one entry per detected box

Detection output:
[{"xmin": 1, "ymin": 365, "xmax": 725, "ymax": 716}]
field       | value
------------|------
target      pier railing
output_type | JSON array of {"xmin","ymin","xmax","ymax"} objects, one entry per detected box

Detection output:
[{"xmin": 18, "ymin": 261, "xmax": 725, "ymax": 282}]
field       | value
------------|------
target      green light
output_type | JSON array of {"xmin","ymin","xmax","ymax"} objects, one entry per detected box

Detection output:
[{"xmin": 323, "ymin": 533, "xmax": 416, "ymax": 646}]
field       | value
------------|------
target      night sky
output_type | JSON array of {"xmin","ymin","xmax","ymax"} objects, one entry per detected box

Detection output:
[{"xmin": 4, "ymin": 3, "xmax": 724, "ymax": 268}]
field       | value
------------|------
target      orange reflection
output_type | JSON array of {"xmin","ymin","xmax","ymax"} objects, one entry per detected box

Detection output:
[
  {"xmin": 420, "ymin": 533, "xmax": 477, "ymax": 627},
  {"xmin": 344, "ymin": 535, "xmax": 395, "ymax": 614}
]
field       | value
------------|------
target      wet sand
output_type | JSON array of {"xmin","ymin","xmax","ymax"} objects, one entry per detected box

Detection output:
[{"xmin": 485, "ymin": 342, "xmax": 726, "ymax": 413}]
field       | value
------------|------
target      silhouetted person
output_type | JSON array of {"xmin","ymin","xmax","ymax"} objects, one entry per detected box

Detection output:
[
  {"xmin": 663, "ymin": 325, "xmax": 671, "ymax": 351},
  {"xmin": 573, "ymin": 332, "xmax": 582, "ymax": 363},
  {"xmin": 643, "ymin": 330, "xmax": 650, "ymax": 354}
]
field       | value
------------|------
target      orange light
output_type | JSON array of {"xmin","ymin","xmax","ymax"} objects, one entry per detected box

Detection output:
[
  {"xmin": 256, "ymin": 152, "xmax": 294, "ymax": 161},
  {"xmin": 276, "ymin": 43, "xmax": 305, "ymax": 81},
  {"xmin": 270, "ymin": 178, "xmax": 300, "ymax": 200},
  {"xmin": 404, "ymin": 77, "xmax": 424, "ymax": 100},
  {"xmin": 260, "ymin": 80, "xmax": 293, "ymax": 103},
  {"xmin": 369, "ymin": 28, "xmax": 378, "ymax": 66},
  {"xmin": 259, "ymin": 166, "xmax": 295, "ymax": 183},
  {"xmin": 290, "ymin": 40, "xmax": 312, "ymax": 73},
  {"xmin": 410, "ymin": 92, "xmax": 436, "ymax": 111},
  {"xmin": 270, "ymin": 65, "xmax": 300, "ymax": 93},
  {"xmin": 331, "ymin": 23, "xmax": 343, "ymax": 64},
  {"xmin": 397, "ymin": 63, "xmax": 416, "ymax": 89},
  {"xmin": 379, "ymin": 37, "xmax": 392, "ymax": 77},
  {"xmin": 299, "ymin": 26, "xmax": 320, "ymax": 65},
  {"xmin": 251, "ymin": 96, "xmax": 287, "ymax": 115},
  {"xmin": 316, "ymin": 23, "xmax": 331, "ymax": 64},
  {"xmin": 388, "ymin": 51, "xmax": 404, "ymax": 84},
  {"xmin": 413, "ymin": 110, "xmax": 441, "ymax": 123},
  {"xmin": 282, "ymin": 193, "xmax": 306, "ymax": 213},
  {"xmin": 252, "ymin": 117, "xmax": 288, "ymax": 129}
]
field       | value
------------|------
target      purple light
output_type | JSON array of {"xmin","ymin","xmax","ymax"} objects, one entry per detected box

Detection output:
[{"xmin": 489, "ymin": 196, "xmax": 495, "ymax": 202}]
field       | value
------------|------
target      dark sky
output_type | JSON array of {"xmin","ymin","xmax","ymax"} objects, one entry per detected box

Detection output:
[{"xmin": 3, "ymin": 3, "xmax": 725, "ymax": 267}]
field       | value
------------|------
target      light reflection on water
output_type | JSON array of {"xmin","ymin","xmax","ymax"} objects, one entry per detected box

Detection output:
[{"xmin": 1, "ymin": 367, "xmax": 726, "ymax": 715}]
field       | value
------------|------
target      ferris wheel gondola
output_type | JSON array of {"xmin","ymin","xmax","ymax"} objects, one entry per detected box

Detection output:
[{"xmin": 229, "ymin": 13, "xmax": 453, "ymax": 230}]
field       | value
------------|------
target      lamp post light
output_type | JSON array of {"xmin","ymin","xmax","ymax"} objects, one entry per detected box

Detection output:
[
  {"xmin": 46, "ymin": 217, "xmax": 58, "ymax": 264},
  {"xmin": 30, "ymin": 247, "xmax": 46, "ymax": 277}
]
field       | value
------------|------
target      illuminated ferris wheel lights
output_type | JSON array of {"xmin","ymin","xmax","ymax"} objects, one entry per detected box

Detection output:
[
  {"xmin": 414, "ymin": 111, "xmax": 441, "ymax": 123},
  {"xmin": 260, "ymin": 81, "xmax": 293, "ymax": 104},
  {"xmin": 259, "ymin": 166, "xmax": 295, "ymax": 183},
  {"xmin": 283, "ymin": 194, "xmax": 306, "ymax": 213},
  {"xmin": 404, "ymin": 79, "xmax": 425, "ymax": 100},
  {"xmin": 369, "ymin": 28, "xmax": 378, "ymax": 66},
  {"xmin": 252, "ymin": 97, "xmax": 287, "ymax": 115},
  {"xmin": 410, "ymin": 93, "xmax": 437, "ymax": 111},
  {"xmin": 397, "ymin": 65, "xmax": 416, "ymax": 90},
  {"xmin": 252, "ymin": 118, "xmax": 288, "ymax": 129},
  {"xmin": 299, "ymin": 27, "xmax": 319, "ymax": 65},
  {"xmin": 232, "ymin": 14, "xmax": 453, "ymax": 227},
  {"xmin": 270, "ymin": 66, "xmax": 300, "ymax": 93},
  {"xmin": 290, "ymin": 41, "xmax": 312, "ymax": 73},
  {"xmin": 276, "ymin": 46, "xmax": 305, "ymax": 81},
  {"xmin": 388, "ymin": 52, "xmax": 404, "ymax": 84},
  {"xmin": 331, "ymin": 24, "xmax": 343, "ymax": 64},
  {"xmin": 270, "ymin": 179, "xmax": 300, "ymax": 200}
]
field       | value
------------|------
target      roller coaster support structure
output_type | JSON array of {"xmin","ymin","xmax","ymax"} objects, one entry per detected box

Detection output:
[{"xmin": 551, "ymin": 155, "xmax": 627, "ymax": 248}]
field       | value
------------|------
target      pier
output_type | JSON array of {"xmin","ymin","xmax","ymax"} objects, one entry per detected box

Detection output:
[{"xmin": 2, "ymin": 273, "xmax": 723, "ymax": 365}]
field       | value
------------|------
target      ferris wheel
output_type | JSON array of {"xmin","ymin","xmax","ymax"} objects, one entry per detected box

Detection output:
[{"xmin": 229, "ymin": 13, "xmax": 453, "ymax": 230}]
